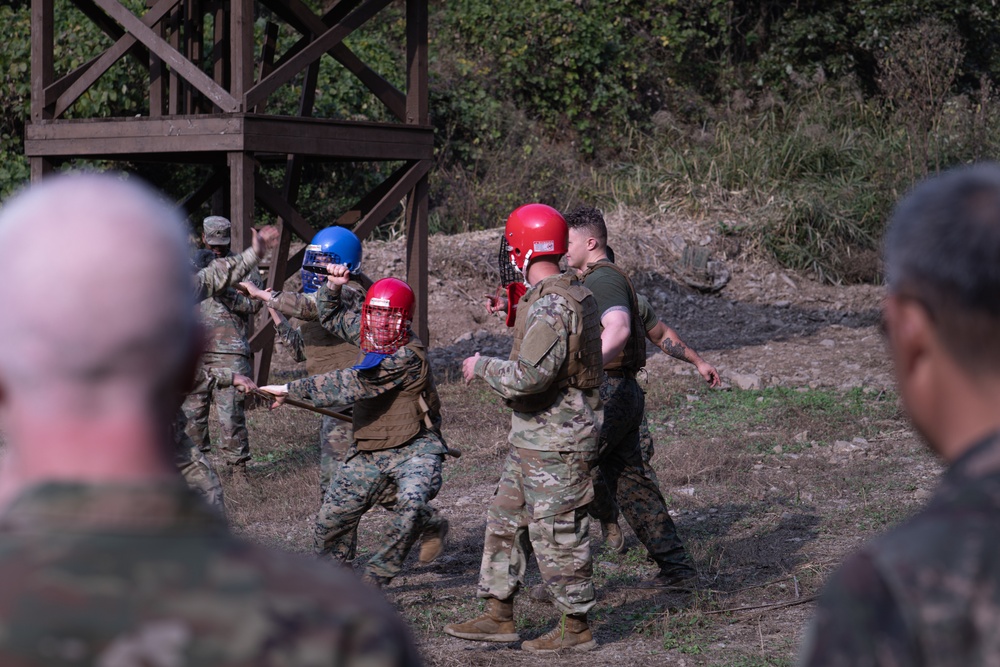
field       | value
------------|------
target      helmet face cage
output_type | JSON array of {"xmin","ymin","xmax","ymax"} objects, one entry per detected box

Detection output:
[
  {"xmin": 301, "ymin": 246, "xmax": 345, "ymax": 293},
  {"xmin": 360, "ymin": 302, "xmax": 409, "ymax": 354},
  {"xmin": 498, "ymin": 233, "xmax": 522, "ymax": 287}
]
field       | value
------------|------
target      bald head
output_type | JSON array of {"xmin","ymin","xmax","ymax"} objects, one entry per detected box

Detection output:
[{"xmin": 0, "ymin": 173, "xmax": 196, "ymax": 417}]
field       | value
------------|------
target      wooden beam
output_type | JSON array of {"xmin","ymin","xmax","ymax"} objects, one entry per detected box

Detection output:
[
  {"xmin": 178, "ymin": 169, "xmax": 226, "ymax": 217},
  {"xmin": 228, "ymin": 152, "xmax": 255, "ymax": 252},
  {"xmin": 405, "ymin": 0, "xmax": 428, "ymax": 125},
  {"xmin": 31, "ymin": 0, "xmax": 54, "ymax": 123},
  {"xmin": 230, "ymin": 0, "xmax": 252, "ymax": 109},
  {"xmin": 90, "ymin": 0, "xmax": 239, "ymax": 111},
  {"xmin": 244, "ymin": 0, "xmax": 393, "ymax": 110},
  {"xmin": 258, "ymin": 0, "xmax": 406, "ymax": 120},
  {"xmin": 405, "ymin": 172, "xmax": 429, "ymax": 344},
  {"xmin": 54, "ymin": 0, "xmax": 181, "ymax": 119},
  {"xmin": 352, "ymin": 160, "xmax": 430, "ymax": 241},
  {"xmin": 254, "ymin": 21, "xmax": 280, "ymax": 114}
]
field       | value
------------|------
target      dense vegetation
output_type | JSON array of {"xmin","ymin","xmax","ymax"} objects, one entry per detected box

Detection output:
[{"xmin": 2, "ymin": 0, "xmax": 999, "ymax": 281}]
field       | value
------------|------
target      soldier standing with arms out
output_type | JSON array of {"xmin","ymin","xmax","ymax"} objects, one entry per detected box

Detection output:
[
  {"xmin": 564, "ymin": 206, "xmax": 698, "ymax": 587},
  {"xmin": 444, "ymin": 204, "xmax": 604, "ymax": 653},
  {"xmin": 0, "ymin": 172, "xmax": 419, "ymax": 666},
  {"xmin": 261, "ymin": 268, "xmax": 449, "ymax": 588},
  {"xmin": 182, "ymin": 216, "xmax": 263, "ymax": 479},
  {"xmin": 799, "ymin": 163, "xmax": 1000, "ymax": 666}
]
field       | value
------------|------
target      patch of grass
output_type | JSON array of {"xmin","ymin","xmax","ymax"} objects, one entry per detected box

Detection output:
[
  {"xmin": 661, "ymin": 386, "xmax": 901, "ymax": 455},
  {"xmin": 719, "ymin": 655, "xmax": 794, "ymax": 667}
]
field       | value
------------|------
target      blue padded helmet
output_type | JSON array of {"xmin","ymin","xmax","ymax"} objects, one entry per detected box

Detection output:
[{"xmin": 301, "ymin": 226, "xmax": 363, "ymax": 293}]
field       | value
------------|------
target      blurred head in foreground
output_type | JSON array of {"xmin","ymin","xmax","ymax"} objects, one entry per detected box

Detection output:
[
  {"xmin": 0, "ymin": 172, "xmax": 200, "ymax": 506},
  {"xmin": 881, "ymin": 161, "xmax": 1000, "ymax": 460}
]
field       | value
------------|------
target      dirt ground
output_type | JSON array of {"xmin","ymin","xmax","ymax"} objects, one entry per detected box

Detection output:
[{"xmin": 225, "ymin": 209, "xmax": 938, "ymax": 667}]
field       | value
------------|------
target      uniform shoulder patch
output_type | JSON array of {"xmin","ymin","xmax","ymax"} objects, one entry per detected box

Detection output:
[{"xmin": 519, "ymin": 321, "xmax": 560, "ymax": 367}]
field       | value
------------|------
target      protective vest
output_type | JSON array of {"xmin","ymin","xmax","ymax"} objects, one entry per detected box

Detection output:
[
  {"xmin": 352, "ymin": 337, "xmax": 442, "ymax": 451},
  {"xmin": 299, "ymin": 321, "xmax": 360, "ymax": 376},
  {"xmin": 581, "ymin": 261, "xmax": 647, "ymax": 373},
  {"xmin": 506, "ymin": 272, "xmax": 603, "ymax": 413}
]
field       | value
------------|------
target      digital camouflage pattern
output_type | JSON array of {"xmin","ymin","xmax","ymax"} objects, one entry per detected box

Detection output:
[
  {"xmin": 589, "ymin": 375, "xmax": 694, "ymax": 576},
  {"xmin": 286, "ymin": 284, "xmax": 447, "ymax": 583},
  {"xmin": 471, "ymin": 273, "xmax": 601, "ymax": 614},
  {"xmin": 0, "ymin": 482, "xmax": 421, "ymax": 667},
  {"xmin": 175, "ymin": 366, "xmax": 233, "ymax": 511},
  {"xmin": 316, "ymin": 435, "xmax": 446, "ymax": 581},
  {"xmin": 478, "ymin": 447, "xmax": 595, "ymax": 615},
  {"xmin": 799, "ymin": 431, "xmax": 1000, "ymax": 667}
]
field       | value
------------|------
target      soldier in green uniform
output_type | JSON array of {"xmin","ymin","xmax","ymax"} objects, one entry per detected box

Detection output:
[
  {"xmin": 444, "ymin": 204, "xmax": 604, "ymax": 653},
  {"xmin": 261, "ymin": 269, "xmax": 449, "ymax": 588},
  {"xmin": 564, "ymin": 206, "xmax": 698, "ymax": 588},
  {"xmin": 0, "ymin": 172, "xmax": 420, "ymax": 666},
  {"xmin": 799, "ymin": 163, "xmax": 1000, "ymax": 667},
  {"xmin": 182, "ymin": 216, "xmax": 264, "ymax": 477}
]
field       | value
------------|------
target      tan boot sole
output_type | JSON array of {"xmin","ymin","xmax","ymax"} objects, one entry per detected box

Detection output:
[
  {"xmin": 444, "ymin": 625, "xmax": 520, "ymax": 642},
  {"xmin": 521, "ymin": 638, "xmax": 597, "ymax": 653}
]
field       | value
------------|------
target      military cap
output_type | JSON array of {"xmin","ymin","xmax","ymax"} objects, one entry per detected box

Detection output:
[{"xmin": 203, "ymin": 216, "xmax": 232, "ymax": 246}]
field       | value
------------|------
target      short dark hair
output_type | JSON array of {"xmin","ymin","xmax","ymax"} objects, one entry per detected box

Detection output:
[
  {"xmin": 565, "ymin": 206, "xmax": 608, "ymax": 248},
  {"xmin": 884, "ymin": 162, "xmax": 1000, "ymax": 372}
]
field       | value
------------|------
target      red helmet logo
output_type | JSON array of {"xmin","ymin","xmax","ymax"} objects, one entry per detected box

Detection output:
[{"xmin": 361, "ymin": 277, "xmax": 414, "ymax": 354}]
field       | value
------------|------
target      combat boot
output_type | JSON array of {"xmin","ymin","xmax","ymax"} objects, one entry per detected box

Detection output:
[
  {"xmin": 444, "ymin": 597, "xmax": 520, "ymax": 642},
  {"xmin": 602, "ymin": 520, "xmax": 625, "ymax": 553},
  {"xmin": 418, "ymin": 518, "xmax": 449, "ymax": 564},
  {"xmin": 521, "ymin": 613, "xmax": 597, "ymax": 653}
]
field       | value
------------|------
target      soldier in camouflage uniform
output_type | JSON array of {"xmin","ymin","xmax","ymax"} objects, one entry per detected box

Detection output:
[
  {"xmin": 261, "ymin": 268, "xmax": 449, "ymax": 588},
  {"xmin": 0, "ymin": 173, "xmax": 418, "ymax": 666},
  {"xmin": 444, "ymin": 204, "xmax": 604, "ymax": 653},
  {"xmin": 182, "ymin": 216, "xmax": 264, "ymax": 476},
  {"xmin": 799, "ymin": 164, "xmax": 1000, "ymax": 667},
  {"xmin": 564, "ymin": 206, "xmax": 698, "ymax": 588}
]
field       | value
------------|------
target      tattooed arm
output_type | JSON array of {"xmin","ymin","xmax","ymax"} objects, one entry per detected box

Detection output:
[{"xmin": 646, "ymin": 320, "xmax": 720, "ymax": 387}]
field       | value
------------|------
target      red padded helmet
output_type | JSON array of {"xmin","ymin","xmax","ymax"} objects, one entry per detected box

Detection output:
[
  {"xmin": 504, "ymin": 203, "xmax": 568, "ymax": 272},
  {"xmin": 361, "ymin": 277, "xmax": 414, "ymax": 354}
]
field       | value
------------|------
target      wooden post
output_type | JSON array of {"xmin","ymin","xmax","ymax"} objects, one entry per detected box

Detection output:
[
  {"xmin": 30, "ymin": 0, "xmax": 54, "ymax": 181},
  {"xmin": 405, "ymin": 0, "xmax": 429, "ymax": 342},
  {"xmin": 231, "ymin": 0, "xmax": 253, "ymax": 114}
]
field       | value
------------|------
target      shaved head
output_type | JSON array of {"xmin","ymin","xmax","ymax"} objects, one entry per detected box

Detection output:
[{"xmin": 0, "ymin": 172, "xmax": 197, "ymax": 417}]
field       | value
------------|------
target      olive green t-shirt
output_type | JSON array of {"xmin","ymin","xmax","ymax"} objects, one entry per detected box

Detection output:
[
  {"xmin": 636, "ymin": 293, "xmax": 657, "ymax": 333},
  {"xmin": 581, "ymin": 262, "xmax": 632, "ymax": 319}
]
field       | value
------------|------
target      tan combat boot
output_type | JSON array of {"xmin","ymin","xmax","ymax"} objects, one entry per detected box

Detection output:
[
  {"xmin": 444, "ymin": 597, "xmax": 520, "ymax": 642},
  {"xmin": 602, "ymin": 520, "xmax": 625, "ymax": 553},
  {"xmin": 521, "ymin": 613, "xmax": 597, "ymax": 653},
  {"xmin": 418, "ymin": 518, "xmax": 449, "ymax": 564}
]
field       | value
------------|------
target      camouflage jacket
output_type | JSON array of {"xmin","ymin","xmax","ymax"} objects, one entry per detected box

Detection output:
[
  {"xmin": 799, "ymin": 430, "xmax": 1000, "ymax": 667},
  {"xmin": 197, "ymin": 251, "xmax": 263, "ymax": 357},
  {"xmin": 0, "ymin": 482, "xmax": 420, "ymax": 666},
  {"xmin": 473, "ymin": 274, "xmax": 602, "ymax": 453},
  {"xmin": 269, "ymin": 285, "xmax": 366, "ymax": 368},
  {"xmin": 285, "ymin": 285, "xmax": 445, "ymax": 443},
  {"xmin": 194, "ymin": 246, "xmax": 260, "ymax": 303}
]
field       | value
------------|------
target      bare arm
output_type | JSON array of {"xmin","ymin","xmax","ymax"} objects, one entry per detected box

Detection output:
[
  {"xmin": 600, "ymin": 309, "xmax": 631, "ymax": 367},
  {"xmin": 647, "ymin": 320, "xmax": 720, "ymax": 387}
]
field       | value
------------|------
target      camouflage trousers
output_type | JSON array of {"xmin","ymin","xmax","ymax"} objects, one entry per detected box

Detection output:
[
  {"xmin": 478, "ymin": 446, "xmax": 595, "ymax": 615},
  {"xmin": 174, "ymin": 412, "xmax": 225, "ymax": 513},
  {"xmin": 638, "ymin": 411, "xmax": 660, "ymax": 487},
  {"xmin": 181, "ymin": 353, "xmax": 251, "ymax": 467},
  {"xmin": 589, "ymin": 375, "xmax": 692, "ymax": 574},
  {"xmin": 315, "ymin": 432, "xmax": 446, "ymax": 582}
]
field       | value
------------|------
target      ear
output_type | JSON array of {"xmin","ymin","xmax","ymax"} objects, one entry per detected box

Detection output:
[{"xmin": 885, "ymin": 294, "xmax": 939, "ymax": 405}]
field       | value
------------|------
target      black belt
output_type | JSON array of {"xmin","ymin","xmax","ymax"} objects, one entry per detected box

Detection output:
[{"xmin": 604, "ymin": 369, "xmax": 636, "ymax": 378}]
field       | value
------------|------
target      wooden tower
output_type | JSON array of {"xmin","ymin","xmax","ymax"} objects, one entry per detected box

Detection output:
[{"xmin": 27, "ymin": 0, "xmax": 432, "ymax": 381}]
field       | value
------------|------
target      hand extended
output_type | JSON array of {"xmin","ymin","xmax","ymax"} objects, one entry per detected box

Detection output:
[
  {"xmin": 259, "ymin": 383, "xmax": 289, "ymax": 409},
  {"xmin": 250, "ymin": 226, "xmax": 280, "ymax": 258},
  {"xmin": 232, "ymin": 374, "xmax": 258, "ymax": 394},
  {"xmin": 462, "ymin": 352, "xmax": 481, "ymax": 385},
  {"xmin": 697, "ymin": 362, "xmax": 721, "ymax": 388},
  {"xmin": 239, "ymin": 281, "xmax": 273, "ymax": 302},
  {"xmin": 484, "ymin": 293, "xmax": 509, "ymax": 314},
  {"xmin": 325, "ymin": 263, "xmax": 352, "ymax": 288}
]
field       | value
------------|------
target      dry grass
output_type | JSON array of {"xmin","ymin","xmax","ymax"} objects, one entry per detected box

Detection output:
[{"xmin": 218, "ymin": 366, "xmax": 935, "ymax": 667}]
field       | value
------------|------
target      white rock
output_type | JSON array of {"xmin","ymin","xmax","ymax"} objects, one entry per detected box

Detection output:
[
  {"xmin": 820, "ymin": 339, "xmax": 836, "ymax": 347},
  {"xmin": 677, "ymin": 486, "xmax": 696, "ymax": 496},
  {"xmin": 729, "ymin": 372, "xmax": 761, "ymax": 390}
]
